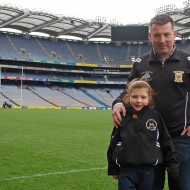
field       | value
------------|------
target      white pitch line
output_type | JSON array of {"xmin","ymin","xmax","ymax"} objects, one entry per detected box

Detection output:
[{"xmin": 1, "ymin": 167, "xmax": 107, "ymax": 181}]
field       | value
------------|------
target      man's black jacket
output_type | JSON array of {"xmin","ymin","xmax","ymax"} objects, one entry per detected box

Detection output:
[{"xmin": 113, "ymin": 48, "xmax": 190, "ymax": 137}]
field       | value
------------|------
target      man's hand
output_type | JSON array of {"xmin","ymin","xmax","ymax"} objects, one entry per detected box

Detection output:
[
  {"xmin": 181, "ymin": 125, "xmax": 190, "ymax": 136},
  {"xmin": 112, "ymin": 103, "xmax": 126, "ymax": 128}
]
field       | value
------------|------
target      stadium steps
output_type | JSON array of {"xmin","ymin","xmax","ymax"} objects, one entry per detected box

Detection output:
[
  {"xmin": 53, "ymin": 87, "xmax": 91, "ymax": 107},
  {"xmin": 6, "ymin": 34, "xmax": 19, "ymax": 53},
  {"xmin": 185, "ymin": 45, "xmax": 190, "ymax": 52},
  {"xmin": 138, "ymin": 44, "xmax": 141, "ymax": 57},
  {"xmin": 7, "ymin": 35, "xmax": 30, "ymax": 59},
  {"xmin": 36, "ymin": 39, "xmax": 52, "ymax": 57},
  {"xmin": 79, "ymin": 88, "xmax": 110, "ymax": 107},
  {"xmin": 96, "ymin": 43, "xmax": 103, "ymax": 61},
  {"xmin": 65, "ymin": 41, "xmax": 77, "ymax": 60},
  {"xmin": 86, "ymin": 88, "xmax": 111, "ymax": 106},
  {"xmin": 126, "ymin": 44, "xmax": 131, "ymax": 60},
  {"xmin": 95, "ymin": 88, "xmax": 112, "ymax": 104},
  {"xmin": 27, "ymin": 86, "xmax": 59, "ymax": 107},
  {"xmin": 105, "ymin": 88, "xmax": 113, "ymax": 99},
  {"xmin": 0, "ymin": 91, "xmax": 20, "ymax": 107}
]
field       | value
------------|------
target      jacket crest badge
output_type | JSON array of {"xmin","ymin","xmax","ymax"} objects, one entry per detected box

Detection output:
[
  {"xmin": 146, "ymin": 119, "xmax": 157, "ymax": 131},
  {"xmin": 141, "ymin": 71, "xmax": 153, "ymax": 80},
  {"xmin": 174, "ymin": 71, "xmax": 184, "ymax": 83}
]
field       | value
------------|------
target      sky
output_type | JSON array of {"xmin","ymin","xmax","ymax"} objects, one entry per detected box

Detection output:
[{"xmin": 0, "ymin": 0, "xmax": 186, "ymax": 24}]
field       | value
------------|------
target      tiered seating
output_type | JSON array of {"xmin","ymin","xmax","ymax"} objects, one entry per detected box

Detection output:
[
  {"xmin": 67, "ymin": 41, "xmax": 100, "ymax": 64},
  {"xmin": 1, "ymin": 33, "xmax": 190, "ymax": 65},
  {"xmin": 1, "ymin": 33, "xmax": 190, "ymax": 108},
  {"xmin": 21, "ymin": 87, "xmax": 53, "ymax": 107},
  {"xmin": 109, "ymin": 88, "xmax": 124, "ymax": 99},
  {"xmin": 9, "ymin": 35, "xmax": 49, "ymax": 60},
  {"xmin": 85, "ymin": 87, "xmax": 113, "ymax": 106},
  {"xmin": 0, "ymin": 33, "xmax": 24, "ymax": 59},
  {"xmin": 1, "ymin": 84, "xmax": 21, "ymax": 106},
  {"xmin": 38, "ymin": 38, "xmax": 75, "ymax": 62},
  {"xmin": 0, "ymin": 83, "xmax": 126, "ymax": 108},
  {"xmin": 33, "ymin": 86, "xmax": 86, "ymax": 107},
  {"xmin": 61, "ymin": 86, "xmax": 103, "ymax": 107}
]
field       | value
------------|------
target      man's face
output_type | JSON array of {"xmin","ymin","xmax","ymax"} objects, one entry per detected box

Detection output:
[{"xmin": 149, "ymin": 22, "xmax": 177, "ymax": 59}]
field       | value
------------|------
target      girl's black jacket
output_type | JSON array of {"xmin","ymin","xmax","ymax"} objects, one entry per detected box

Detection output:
[
  {"xmin": 113, "ymin": 48, "xmax": 190, "ymax": 137},
  {"xmin": 107, "ymin": 105, "xmax": 179, "ymax": 178}
]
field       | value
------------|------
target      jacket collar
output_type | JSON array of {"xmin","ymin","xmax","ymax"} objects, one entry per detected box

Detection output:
[
  {"xmin": 125, "ymin": 104, "xmax": 150, "ymax": 116},
  {"xmin": 149, "ymin": 45, "xmax": 180, "ymax": 63}
]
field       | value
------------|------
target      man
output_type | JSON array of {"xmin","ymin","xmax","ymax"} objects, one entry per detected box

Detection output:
[{"xmin": 112, "ymin": 14, "xmax": 190, "ymax": 190}]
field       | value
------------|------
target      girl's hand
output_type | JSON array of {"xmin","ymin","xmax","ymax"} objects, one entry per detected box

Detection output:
[
  {"xmin": 181, "ymin": 125, "xmax": 190, "ymax": 136},
  {"xmin": 113, "ymin": 175, "xmax": 118, "ymax": 179}
]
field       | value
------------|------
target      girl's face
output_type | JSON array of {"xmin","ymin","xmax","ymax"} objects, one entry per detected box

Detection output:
[{"xmin": 129, "ymin": 87, "xmax": 150, "ymax": 111}]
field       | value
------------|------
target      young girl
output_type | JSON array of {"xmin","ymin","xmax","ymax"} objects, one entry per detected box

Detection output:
[{"xmin": 107, "ymin": 78, "xmax": 179, "ymax": 190}]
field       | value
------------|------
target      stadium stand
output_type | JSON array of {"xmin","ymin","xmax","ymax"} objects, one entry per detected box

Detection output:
[
  {"xmin": 0, "ymin": 3, "xmax": 190, "ymax": 109},
  {"xmin": 1, "ymin": 32, "xmax": 190, "ymax": 109}
]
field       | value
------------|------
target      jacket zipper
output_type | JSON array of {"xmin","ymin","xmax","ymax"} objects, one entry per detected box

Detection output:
[
  {"xmin": 162, "ymin": 61, "xmax": 164, "ymax": 68},
  {"xmin": 184, "ymin": 92, "xmax": 189, "ymax": 129}
]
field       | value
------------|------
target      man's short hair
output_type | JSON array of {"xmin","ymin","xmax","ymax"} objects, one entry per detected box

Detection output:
[{"xmin": 150, "ymin": 14, "xmax": 175, "ymax": 29}]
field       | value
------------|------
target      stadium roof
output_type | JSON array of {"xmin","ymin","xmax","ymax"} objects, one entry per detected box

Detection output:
[{"xmin": 0, "ymin": 4, "xmax": 190, "ymax": 40}]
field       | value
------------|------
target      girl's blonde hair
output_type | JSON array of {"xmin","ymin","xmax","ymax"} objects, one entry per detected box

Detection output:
[{"xmin": 122, "ymin": 78, "xmax": 154, "ymax": 108}]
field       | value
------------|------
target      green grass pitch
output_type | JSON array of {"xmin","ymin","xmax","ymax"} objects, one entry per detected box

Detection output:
[{"xmin": 0, "ymin": 109, "xmax": 169, "ymax": 190}]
